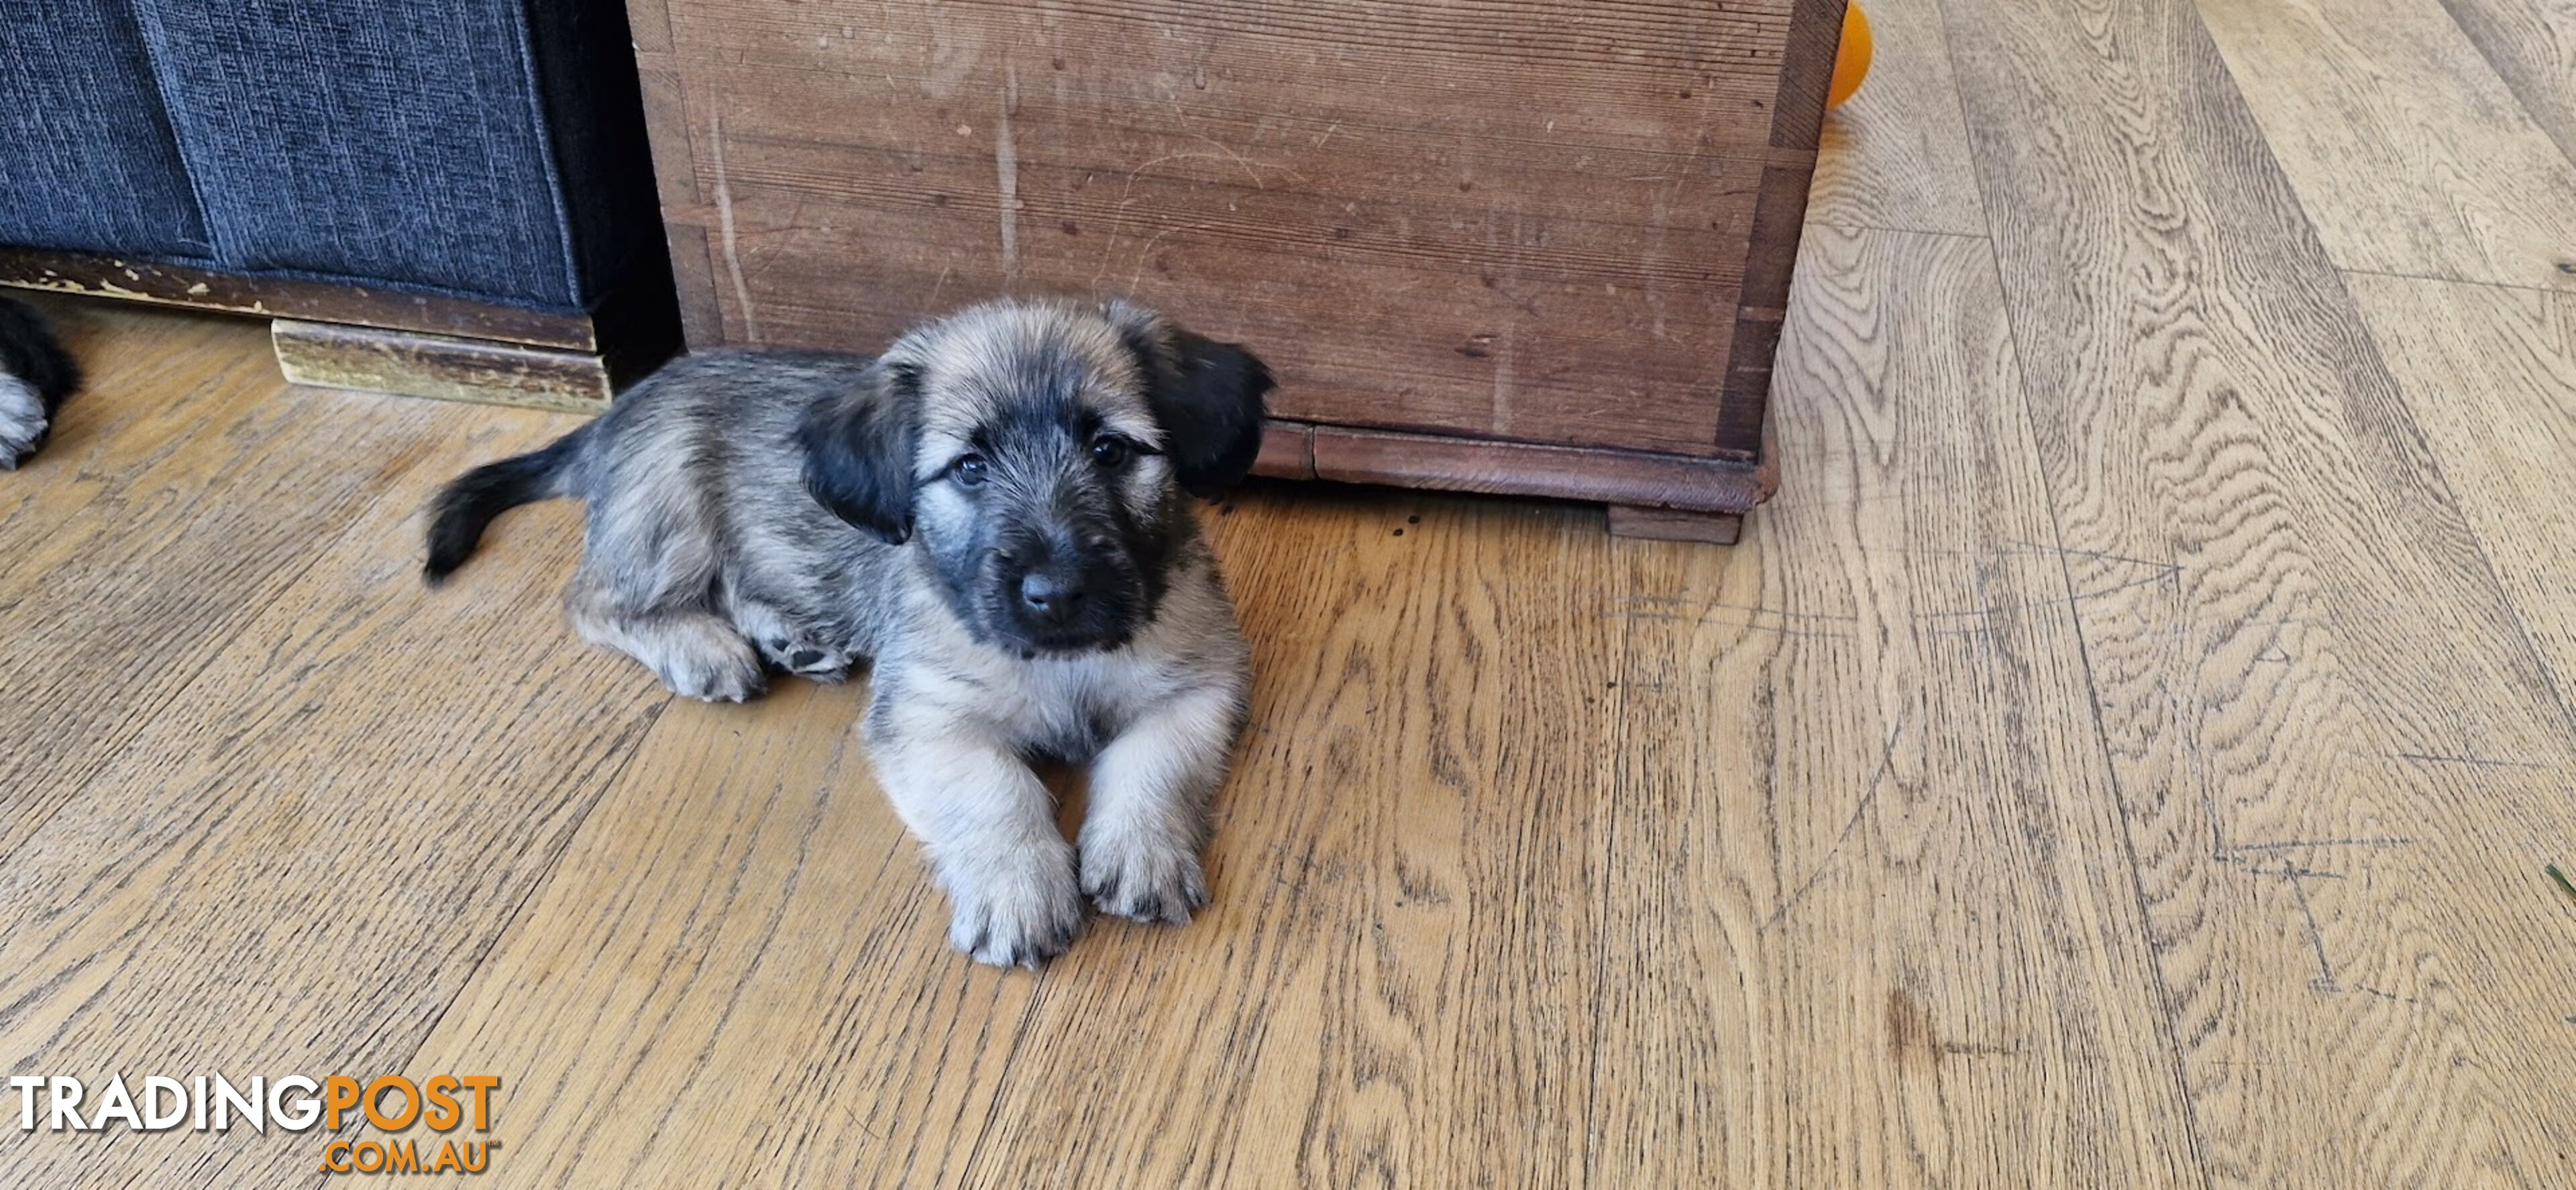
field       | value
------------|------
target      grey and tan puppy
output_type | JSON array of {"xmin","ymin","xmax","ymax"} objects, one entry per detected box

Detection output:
[{"xmin": 423, "ymin": 297, "xmax": 1272, "ymax": 967}]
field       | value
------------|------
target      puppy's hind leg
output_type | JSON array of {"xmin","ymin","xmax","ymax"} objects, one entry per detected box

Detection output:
[
  {"xmin": 566, "ymin": 446, "xmax": 765, "ymax": 702},
  {"xmin": 567, "ymin": 575, "xmax": 766, "ymax": 703}
]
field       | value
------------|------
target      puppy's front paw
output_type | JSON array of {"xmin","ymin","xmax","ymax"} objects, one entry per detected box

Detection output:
[
  {"xmin": 1079, "ymin": 830, "xmax": 1209, "ymax": 926},
  {"xmin": 946, "ymin": 844, "xmax": 1085, "ymax": 968}
]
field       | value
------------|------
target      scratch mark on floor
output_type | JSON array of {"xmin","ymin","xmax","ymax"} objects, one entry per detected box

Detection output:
[
  {"xmin": 2390, "ymin": 751, "xmax": 2553, "ymax": 771},
  {"xmin": 2072, "ymin": 565, "xmax": 2186, "ymax": 603},
  {"xmin": 1763, "ymin": 707, "xmax": 1913, "ymax": 932},
  {"xmin": 2349, "ymin": 984, "xmax": 2424, "ymax": 1008},
  {"xmin": 2278, "ymin": 861, "xmax": 2338, "ymax": 991},
  {"xmin": 2222, "ymin": 836, "xmax": 2415, "ymax": 854},
  {"xmin": 2221, "ymin": 854, "xmax": 2346, "ymax": 879},
  {"xmin": 2007, "ymin": 538, "xmax": 2182, "ymax": 575}
]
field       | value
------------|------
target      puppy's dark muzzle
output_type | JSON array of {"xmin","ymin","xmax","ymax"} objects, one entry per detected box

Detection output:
[{"xmin": 994, "ymin": 524, "xmax": 1138, "ymax": 651}]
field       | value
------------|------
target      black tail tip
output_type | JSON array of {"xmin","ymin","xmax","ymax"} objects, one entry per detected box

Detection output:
[{"xmin": 422, "ymin": 517, "xmax": 479, "ymax": 586}]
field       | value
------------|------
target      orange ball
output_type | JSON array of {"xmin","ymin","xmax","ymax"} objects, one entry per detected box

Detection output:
[{"xmin": 1827, "ymin": 3, "xmax": 1874, "ymax": 109}]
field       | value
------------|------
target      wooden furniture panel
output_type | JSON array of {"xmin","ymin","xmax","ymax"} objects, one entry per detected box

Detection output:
[{"xmin": 634, "ymin": 0, "xmax": 1845, "ymax": 520}]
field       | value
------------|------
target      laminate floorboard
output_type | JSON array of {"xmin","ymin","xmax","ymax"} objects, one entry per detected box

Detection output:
[{"xmin": 3, "ymin": 3, "xmax": 2573, "ymax": 1178}]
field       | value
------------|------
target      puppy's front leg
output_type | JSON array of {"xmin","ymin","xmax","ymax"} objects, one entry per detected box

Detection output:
[
  {"xmin": 1079, "ymin": 685, "xmax": 1244, "ymax": 924},
  {"xmin": 867, "ymin": 706, "xmax": 1083, "ymax": 968}
]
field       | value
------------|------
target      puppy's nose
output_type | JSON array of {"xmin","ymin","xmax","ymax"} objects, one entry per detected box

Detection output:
[{"xmin": 1017, "ymin": 567, "xmax": 1088, "ymax": 620}]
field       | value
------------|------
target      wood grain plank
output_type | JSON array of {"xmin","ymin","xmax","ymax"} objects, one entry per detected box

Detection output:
[
  {"xmin": 1594, "ymin": 225, "xmax": 2201, "ymax": 1185},
  {"xmin": 1944, "ymin": 0, "xmax": 2576, "ymax": 1181},
  {"xmin": 2196, "ymin": 0, "xmax": 2576, "ymax": 290},
  {"xmin": 375, "ymin": 681, "xmax": 1042, "ymax": 1187},
  {"xmin": 2345, "ymin": 287, "xmax": 2576, "ymax": 1153},
  {"xmin": 1803, "ymin": 0, "xmax": 1990, "ymax": 236},
  {"xmin": 2347, "ymin": 273, "xmax": 2576, "ymax": 728},
  {"xmin": 0, "ymin": 304, "xmax": 492, "ymax": 857},
  {"xmin": 2438, "ymin": 0, "xmax": 2576, "ymax": 167},
  {"xmin": 0, "ymin": 401, "xmax": 663, "ymax": 1187}
]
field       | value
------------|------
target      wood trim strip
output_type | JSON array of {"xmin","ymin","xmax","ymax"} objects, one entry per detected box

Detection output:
[
  {"xmin": 1605, "ymin": 504, "xmax": 1746, "ymax": 545},
  {"xmin": 1250, "ymin": 419, "xmax": 1317, "ymax": 481},
  {"xmin": 1711, "ymin": 0, "xmax": 1843, "ymax": 458},
  {"xmin": 1301, "ymin": 422, "xmax": 1775, "ymax": 514},
  {"xmin": 0, "ymin": 246, "xmax": 600, "ymax": 351},
  {"xmin": 1768, "ymin": 0, "xmax": 1852, "ymax": 152},
  {"xmin": 272, "ymin": 319, "xmax": 613, "ymax": 413}
]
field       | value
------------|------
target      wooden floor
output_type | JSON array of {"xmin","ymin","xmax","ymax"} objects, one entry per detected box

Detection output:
[{"xmin": 5, "ymin": 0, "xmax": 2575, "ymax": 1183}]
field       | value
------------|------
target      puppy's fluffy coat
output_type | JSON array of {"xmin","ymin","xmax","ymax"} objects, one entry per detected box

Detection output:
[{"xmin": 425, "ymin": 298, "xmax": 1271, "ymax": 967}]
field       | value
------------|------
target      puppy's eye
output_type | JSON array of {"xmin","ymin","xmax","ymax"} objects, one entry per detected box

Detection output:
[
  {"xmin": 1089, "ymin": 435, "xmax": 1132, "ymax": 469},
  {"xmin": 951, "ymin": 455, "xmax": 989, "ymax": 486}
]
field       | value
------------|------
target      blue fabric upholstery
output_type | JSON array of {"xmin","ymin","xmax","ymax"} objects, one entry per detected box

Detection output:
[
  {"xmin": 0, "ymin": 1, "xmax": 211, "ymax": 259},
  {"xmin": 0, "ymin": 0, "xmax": 659, "ymax": 314}
]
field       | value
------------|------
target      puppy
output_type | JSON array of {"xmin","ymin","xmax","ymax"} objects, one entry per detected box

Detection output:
[
  {"xmin": 0, "ymin": 296, "xmax": 80, "ymax": 470},
  {"xmin": 424, "ymin": 297, "xmax": 1271, "ymax": 967}
]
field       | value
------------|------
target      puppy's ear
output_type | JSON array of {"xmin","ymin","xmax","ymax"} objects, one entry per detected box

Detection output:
[
  {"xmin": 1107, "ymin": 301, "xmax": 1275, "ymax": 499},
  {"xmin": 797, "ymin": 357, "xmax": 922, "ymax": 545}
]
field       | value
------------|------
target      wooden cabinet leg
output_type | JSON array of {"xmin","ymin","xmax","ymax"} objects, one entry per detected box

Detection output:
[
  {"xmin": 1606, "ymin": 504, "xmax": 1745, "ymax": 545},
  {"xmin": 272, "ymin": 319, "xmax": 614, "ymax": 413}
]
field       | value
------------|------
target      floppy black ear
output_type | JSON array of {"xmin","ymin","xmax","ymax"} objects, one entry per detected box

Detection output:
[
  {"xmin": 796, "ymin": 359, "xmax": 920, "ymax": 545},
  {"xmin": 1112, "ymin": 306, "xmax": 1275, "ymax": 499}
]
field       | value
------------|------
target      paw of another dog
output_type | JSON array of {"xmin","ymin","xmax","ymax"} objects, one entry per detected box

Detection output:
[
  {"xmin": 757, "ymin": 636, "xmax": 853, "ymax": 683},
  {"xmin": 655, "ymin": 629, "xmax": 767, "ymax": 703},
  {"xmin": 1079, "ymin": 832, "xmax": 1210, "ymax": 926},
  {"xmin": 947, "ymin": 845, "xmax": 1085, "ymax": 969},
  {"xmin": 0, "ymin": 376, "xmax": 48, "ymax": 470}
]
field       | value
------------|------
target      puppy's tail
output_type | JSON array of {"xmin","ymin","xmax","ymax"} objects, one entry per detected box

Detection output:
[{"xmin": 423, "ymin": 427, "xmax": 588, "ymax": 584}]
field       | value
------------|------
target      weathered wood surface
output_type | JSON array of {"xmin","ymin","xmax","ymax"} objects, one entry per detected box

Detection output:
[
  {"xmin": 629, "ymin": 0, "xmax": 1843, "ymax": 466},
  {"xmin": 273, "ymin": 319, "xmax": 615, "ymax": 413},
  {"xmin": 1605, "ymin": 503, "xmax": 1747, "ymax": 545}
]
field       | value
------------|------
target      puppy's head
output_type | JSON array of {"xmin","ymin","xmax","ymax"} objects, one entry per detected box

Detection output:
[{"xmin": 800, "ymin": 298, "xmax": 1272, "ymax": 654}]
